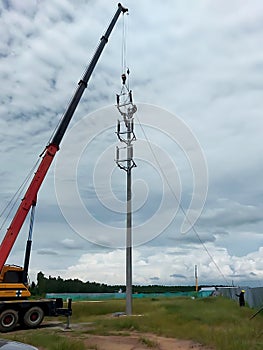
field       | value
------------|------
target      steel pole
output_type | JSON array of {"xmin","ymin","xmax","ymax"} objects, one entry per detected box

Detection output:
[{"xmin": 126, "ymin": 123, "xmax": 132, "ymax": 315}]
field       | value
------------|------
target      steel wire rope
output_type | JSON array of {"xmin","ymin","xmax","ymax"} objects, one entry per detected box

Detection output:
[
  {"xmin": 121, "ymin": 10, "xmax": 131, "ymax": 92},
  {"xmin": 0, "ymin": 157, "xmax": 41, "ymax": 232},
  {"xmin": 114, "ymin": 9, "xmax": 229, "ymax": 285},
  {"xmin": 135, "ymin": 111, "xmax": 230, "ymax": 286},
  {"xmin": 121, "ymin": 11, "xmax": 127, "ymax": 74},
  {"xmin": 117, "ymin": 5, "xmax": 229, "ymax": 286}
]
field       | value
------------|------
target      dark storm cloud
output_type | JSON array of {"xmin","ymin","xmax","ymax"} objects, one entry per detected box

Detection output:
[{"xmin": 170, "ymin": 274, "xmax": 187, "ymax": 279}]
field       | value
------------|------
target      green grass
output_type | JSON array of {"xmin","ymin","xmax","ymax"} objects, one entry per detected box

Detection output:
[
  {"xmin": 139, "ymin": 336, "xmax": 159, "ymax": 348},
  {"xmin": 71, "ymin": 297, "xmax": 263, "ymax": 350},
  {"xmin": 69, "ymin": 300, "xmax": 125, "ymax": 321},
  {"xmin": 2, "ymin": 297, "xmax": 263, "ymax": 350},
  {"xmin": 2, "ymin": 331, "xmax": 85, "ymax": 350}
]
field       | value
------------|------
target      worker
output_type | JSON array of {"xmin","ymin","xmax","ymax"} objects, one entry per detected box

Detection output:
[{"xmin": 236, "ymin": 290, "xmax": 245, "ymax": 307}]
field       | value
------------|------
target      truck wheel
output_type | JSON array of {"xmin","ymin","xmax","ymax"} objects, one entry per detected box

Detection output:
[
  {"xmin": 0, "ymin": 309, "xmax": 18, "ymax": 332},
  {"xmin": 23, "ymin": 306, "xmax": 44, "ymax": 328}
]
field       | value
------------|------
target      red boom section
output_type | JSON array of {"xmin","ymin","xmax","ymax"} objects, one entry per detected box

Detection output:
[
  {"xmin": 0, "ymin": 3, "xmax": 127, "ymax": 274},
  {"xmin": 0, "ymin": 144, "xmax": 58, "ymax": 270}
]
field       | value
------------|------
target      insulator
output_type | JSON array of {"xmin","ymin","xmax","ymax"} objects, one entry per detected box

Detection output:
[
  {"xmin": 121, "ymin": 73, "xmax": 126, "ymax": 85},
  {"xmin": 116, "ymin": 94, "xmax": 120, "ymax": 105},
  {"xmin": 125, "ymin": 119, "xmax": 130, "ymax": 132},
  {"xmin": 129, "ymin": 90, "xmax": 133, "ymax": 103},
  {"xmin": 116, "ymin": 146, "xmax": 119, "ymax": 161},
  {"xmin": 131, "ymin": 118, "xmax": 134, "ymax": 132},
  {"xmin": 128, "ymin": 145, "xmax": 133, "ymax": 160},
  {"xmin": 117, "ymin": 120, "xmax": 120, "ymax": 133}
]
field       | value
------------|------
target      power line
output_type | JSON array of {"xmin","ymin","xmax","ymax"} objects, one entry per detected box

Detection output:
[
  {"xmin": 0, "ymin": 158, "xmax": 41, "ymax": 231},
  {"xmin": 135, "ymin": 112, "xmax": 230, "ymax": 286}
]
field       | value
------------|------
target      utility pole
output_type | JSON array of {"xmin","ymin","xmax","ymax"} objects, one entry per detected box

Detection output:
[
  {"xmin": 195, "ymin": 265, "xmax": 198, "ymax": 292},
  {"xmin": 115, "ymin": 72, "xmax": 137, "ymax": 315}
]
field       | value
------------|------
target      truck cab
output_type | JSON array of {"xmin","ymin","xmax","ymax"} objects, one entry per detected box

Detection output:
[{"xmin": 0, "ymin": 265, "xmax": 30, "ymax": 300}]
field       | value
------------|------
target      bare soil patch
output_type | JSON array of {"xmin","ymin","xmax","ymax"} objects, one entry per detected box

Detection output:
[
  {"xmin": 82, "ymin": 332, "xmax": 213, "ymax": 350},
  {"xmin": 5, "ymin": 321, "xmax": 213, "ymax": 350},
  {"xmin": 46, "ymin": 321, "xmax": 213, "ymax": 350}
]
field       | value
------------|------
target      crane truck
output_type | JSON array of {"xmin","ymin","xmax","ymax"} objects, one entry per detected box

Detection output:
[{"xmin": 0, "ymin": 3, "xmax": 128, "ymax": 332}]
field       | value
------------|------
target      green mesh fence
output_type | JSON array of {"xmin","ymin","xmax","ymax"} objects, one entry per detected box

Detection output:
[{"xmin": 46, "ymin": 291, "xmax": 208, "ymax": 301}]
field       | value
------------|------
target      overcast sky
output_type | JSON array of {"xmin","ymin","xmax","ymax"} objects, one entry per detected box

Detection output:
[{"xmin": 0, "ymin": 0, "xmax": 262, "ymax": 288}]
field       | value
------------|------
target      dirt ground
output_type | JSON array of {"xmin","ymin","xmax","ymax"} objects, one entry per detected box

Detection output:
[
  {"xmin": 45, "ymin": 321, "xmax": 213, "ymax": 350},
  {"xmin": 81, "ymin": 332, "xmax": 213, "ymax": 350},
  {"xmin": 9, "ymin": 321, "xmax": 213, "ymax": 350}
]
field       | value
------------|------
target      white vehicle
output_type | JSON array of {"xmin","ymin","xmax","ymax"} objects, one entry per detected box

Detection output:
[{"xmin": 0, "ymin": 339, "xmax": 38, "ymax": 350}]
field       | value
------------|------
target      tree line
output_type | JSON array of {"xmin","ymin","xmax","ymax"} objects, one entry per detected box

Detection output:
[{"xmin": 30, "ymin": 272, "xmax": 195, "ymax": 296}]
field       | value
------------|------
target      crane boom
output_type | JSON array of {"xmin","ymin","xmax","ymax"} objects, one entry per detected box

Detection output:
[{"xmin": 0, "ymin": 3, "xmax": 128, "ymax": 272}]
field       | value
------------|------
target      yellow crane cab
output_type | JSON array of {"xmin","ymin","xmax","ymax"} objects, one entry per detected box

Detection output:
[{"xmin": 0, "ymin": 265, "xmax": 31, "ymax": 300}]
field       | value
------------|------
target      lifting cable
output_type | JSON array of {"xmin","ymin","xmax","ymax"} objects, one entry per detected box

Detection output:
[
  {"xmin": 117, "ymin": 9, "xmax": 229, "ymax": 285},
  {"xmin": 119, "ymin": 9, "xmax": 130, "ymax": 93},
  {"xmin": 0, "ymin": 157, "xmax": 41, "ymax": 232},
  {"xmin": 135, "ymin": 112, "xmax": 230, "ymax": 286},
  {"xmin": 121, "ymin": 12, "xmax": 127, "ymax": 76}
]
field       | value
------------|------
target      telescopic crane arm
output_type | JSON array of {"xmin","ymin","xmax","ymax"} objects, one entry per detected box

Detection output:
[{"xmin": 0, "ymin": 3, "xmax": 128, "ymax": 272}]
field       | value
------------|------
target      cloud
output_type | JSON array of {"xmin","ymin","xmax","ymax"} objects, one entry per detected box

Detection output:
[
  {"xmin": 60, "ymin": 238, "xmax": 83, "ymax": 250},
  {"xmin": 63, "ymin": 245, "xmax": 263, "ymax": 286},
  {"xmin": 37, "ymin": 249, "xmax": 58, "ymax": 256},
  {"xmin": 0, "ymin": 0, "xmax": 262, "ymax": 287},
  {"xmin": 200, "ymin": 199, "xmax": 263, "ymax": 229},
  {"xmin": 170, "ymin": 274, "xmax": 187, "ymax": 280},
  {"xmin": 149, "ymin": 277, "xmax": 160, "ymax": 282}
]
